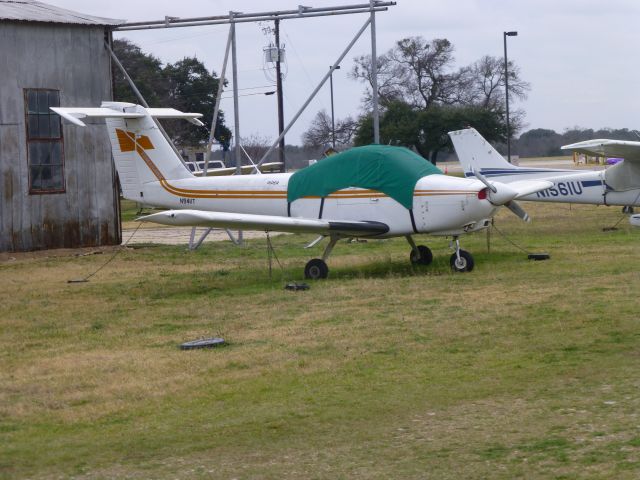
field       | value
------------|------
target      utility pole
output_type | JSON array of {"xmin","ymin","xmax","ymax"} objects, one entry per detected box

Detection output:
[
  {"xmin": 231, "ymin": 14, "xmax": 241, "ymax": 175},
  {"xmin": 329, "ymin": 65, "xmax": 341, "ymax": 149},
  {"xmin": 503, "ymin": 30, "xmax": 518, "ymax": 163},
  {"xmin": 274, "ymin": 18, "xmax": 286, "ymax": 171},
  {"xmin": 231, "ymin": 12, "xmax": 242, "ymax": 244},
  {"xmin": 370, "ymin": 0, "xmax": 380, "ymax": 144}
]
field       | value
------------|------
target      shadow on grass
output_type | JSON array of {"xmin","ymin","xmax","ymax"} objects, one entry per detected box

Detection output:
[{"xmin": 111, "ymin": 238, "xmax": 532, "ymax": 302}]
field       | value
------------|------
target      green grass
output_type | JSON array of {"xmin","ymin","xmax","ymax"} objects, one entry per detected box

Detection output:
[{"xmin": 1, "ymin": 202, "xmax": 639, "ymax": 479}]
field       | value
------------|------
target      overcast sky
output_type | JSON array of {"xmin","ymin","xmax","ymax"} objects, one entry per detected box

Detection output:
[{"xmin": 46, "ymin": 0, "xmax": 640, "ymax": 145}]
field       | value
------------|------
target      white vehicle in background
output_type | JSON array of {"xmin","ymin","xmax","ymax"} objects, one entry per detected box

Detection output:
[
  {"xmin": 450, "ymin": 128, "xmax": 640, "ymax": 214},
  {"xmin": 52, "ymin": 102, "xmax": 552, "ymax": 277},
  {"xmin": 184, "ymin": 159, "xmax": 226, "ymax": 173}
]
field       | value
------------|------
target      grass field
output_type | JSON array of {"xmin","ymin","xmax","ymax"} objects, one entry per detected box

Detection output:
[{"xmin": 1, "ymin": 201, "xmax": 639, "ymax": 479}]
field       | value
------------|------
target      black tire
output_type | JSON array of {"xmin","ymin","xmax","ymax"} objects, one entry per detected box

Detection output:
[
  {"xmin": 450, "ymin": 250, "xmax": 474, "ymax": 272},
  {"xmin": 304, "ymin": 258, "xmax": 329, "ymax": 280},
  {"xmin": 409, "ymin": 245, "xmax": 433, "ymax": 265}
]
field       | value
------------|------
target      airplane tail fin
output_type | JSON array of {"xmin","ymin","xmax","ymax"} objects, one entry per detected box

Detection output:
[
  {"xmin": 51, "ymin": 102, "xmax": 204, "ymax": 201},
  {"xmin": 449, "ymin": 128, "xmax": 514, "ymax": 178}
]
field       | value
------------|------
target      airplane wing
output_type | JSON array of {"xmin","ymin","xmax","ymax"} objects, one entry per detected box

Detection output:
[
  {"xmin": 137, "ymin": 210, "xmax": 390, "ymax": 237},
  {"xmin": 561, "ymin": 139, "xmax": 640, "ymax": 161}
]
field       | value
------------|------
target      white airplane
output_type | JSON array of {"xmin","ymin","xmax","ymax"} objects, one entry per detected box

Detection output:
[
  {"xmin": 52, "ymin": 102, "xmax": 552, "ymax": 278},
  {"xmin": 450, "ymin": 128, "xmax": 640, "ymax": 209}
]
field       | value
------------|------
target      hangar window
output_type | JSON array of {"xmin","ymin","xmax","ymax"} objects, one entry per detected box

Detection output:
[{"xmin": 24, "ymin": 89, "xmax": 65, "ymax": 193}]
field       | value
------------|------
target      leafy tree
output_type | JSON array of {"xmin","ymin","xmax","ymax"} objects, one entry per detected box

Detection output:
[
  {"xmin": 112, "ymin": 39, "xmax": 231, "ymax": 147},
  {"xmin": 163, "ymin": 57, "xmax": 231, "ymax": 146},
  {"xmin": 112, "ymin": 39, "xmax": 168, "ymax": 106},
  {"xmin": 516, "ymin": 128, "xmax": 563, "ymax": 157},
  {"xmin": 355, "ymin": 101, "xmax": 506, "ymax": 164}
]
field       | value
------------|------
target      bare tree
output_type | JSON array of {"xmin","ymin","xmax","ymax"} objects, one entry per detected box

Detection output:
[
  {"xmin": 351, "ymin": 37, "xmax": 456, "ymax": 110},
  {"xmin": 240, "ymin": 133, "xmax": 273, "ymax": 163},
  {"xmin": 459, "ymin": 55, "xmax": 530, "ymax": 109},
  {"xmin": 302, "ymin": 110, "xmax": 358, "ymax": 149},
  {"xmin": 351, "ymin": 37, "xmax": 530, "ymax": 137}
]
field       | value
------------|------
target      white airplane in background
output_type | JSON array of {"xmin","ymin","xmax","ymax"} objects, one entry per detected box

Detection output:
[
  {"xmin": 450, "ymin": 128, "xmax": 640, "ymax": 210},
  {"xmin": 52, "ymin": 102, "xmax": 552, "ymax": 278}
]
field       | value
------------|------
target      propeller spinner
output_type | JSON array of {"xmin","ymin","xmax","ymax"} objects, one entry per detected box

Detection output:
[{"xmin": 472, "ymin": 168, "xmax": 531, "ymax": 222}]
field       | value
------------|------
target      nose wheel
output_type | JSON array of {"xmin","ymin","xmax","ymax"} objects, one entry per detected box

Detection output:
[
  {"xmin": 406, "ymin": 236, "xmax": 433, "ymax": 266},
  {"xmin": 450, "ymin": 237, "xmax": 474, "ymax": 272}
]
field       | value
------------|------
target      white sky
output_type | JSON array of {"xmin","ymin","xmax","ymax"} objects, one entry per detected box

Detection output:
[{"xmin": 45, "ymin": 0, "xmax": 640, "ymax": 144}]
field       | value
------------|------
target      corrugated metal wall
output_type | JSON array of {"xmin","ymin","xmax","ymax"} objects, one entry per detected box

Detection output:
[{"xmin": 0, "ymin": 22, "xmax": 121, "ymax": 251}]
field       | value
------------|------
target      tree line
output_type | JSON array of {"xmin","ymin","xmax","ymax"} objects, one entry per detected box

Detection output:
[
  {"xmin": 512, "ymin": 128, "xmax": 640, "ymax": 158},
  {"xmin": 113, "ymin": 37, "xmax": 634, "ymax": 164}
]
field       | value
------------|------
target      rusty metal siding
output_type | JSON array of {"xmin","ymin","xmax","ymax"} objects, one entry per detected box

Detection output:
[
  {"xmin": 0, "ymin": 22, "xmax": 121, "ymax": 252},
  {"xmin": 0, "ymin": 0, "xmax": 123, "ymax": 26}
]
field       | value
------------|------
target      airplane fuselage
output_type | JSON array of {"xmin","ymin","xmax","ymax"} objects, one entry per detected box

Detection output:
[
  {"xmin": 139, "ymin": 172, "xmax": 497, "ymax": 238},
  {"xmin": 466, "ymin": 168, "xmax": 640, "ymax": 207}
]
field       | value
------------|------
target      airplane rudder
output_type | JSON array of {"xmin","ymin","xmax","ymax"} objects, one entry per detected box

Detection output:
[
  {"xmin": 451, "ymin": 128, "xmax": 513, "ymax": 170},
  {"xmin": 104, "ymin": 117, "xmax": 151, "ymax": 201}
]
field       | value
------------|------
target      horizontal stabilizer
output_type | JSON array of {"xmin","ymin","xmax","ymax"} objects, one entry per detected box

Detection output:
[
  {"xmin": 51, "ymin": 107, "xmax": 143, "ymax": 126},
  {"xmin": 145, "ymin": 108, "xmax": 205, "ymax": 126},
  {"xmin": 138, "ymin": 210, "xmax": 389, "ymax": 237},
  {"xmin": 51, "ymin": 104, "xmax": 204, "ymax": 127},
  {"xmin": 561, "ymin": 139, "xmax": 640, "ymax": 162}
]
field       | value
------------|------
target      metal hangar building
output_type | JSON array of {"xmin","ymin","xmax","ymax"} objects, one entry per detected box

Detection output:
[{"xmin": 0, "ymin": 0, "xmax": 123, "ymax": 252}]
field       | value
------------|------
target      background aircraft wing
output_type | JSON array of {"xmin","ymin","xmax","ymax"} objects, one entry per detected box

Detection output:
[
  {"xmin": 137, "ymin": 210, "xmax": 389, "ymax": 237},
  {"xmin": 507, "ymin": 179, "xmax": 555, "ymax": 198},
  {"xmin": 561, "ymin": 139, "xmax": 640, "ymax": 162}
]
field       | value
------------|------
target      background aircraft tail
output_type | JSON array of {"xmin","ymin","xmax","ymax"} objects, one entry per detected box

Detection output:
[
  {"xmin": 52, "ymin": 102, "xmax": 203, "ymax": 201},
  {"xmin": 449, "ymin": 128, "xmax": 514, "ymax": 177}
]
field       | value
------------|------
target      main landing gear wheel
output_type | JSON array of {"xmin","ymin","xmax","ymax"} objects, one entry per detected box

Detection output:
[
  {"xmin": 450, "ymin": 250, "xmax": 474, "ymax": 273},
  {"xmin": 304, "ymin": 258, "xmax": 329, "ymax": 280},
  {"xmin": 409, "ymin": 245, "xmax": 433, "ymax": 265}
]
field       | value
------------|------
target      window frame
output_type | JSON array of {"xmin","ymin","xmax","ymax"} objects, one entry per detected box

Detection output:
[{"xmin": 24, "ymin": 88, "xmax": 66, "ymax": 194}]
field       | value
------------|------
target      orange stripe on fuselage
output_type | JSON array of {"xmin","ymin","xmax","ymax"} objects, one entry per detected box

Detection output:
[{"xmin": 120, "ymin": 130, "xmax": 478, "ymax": 200}]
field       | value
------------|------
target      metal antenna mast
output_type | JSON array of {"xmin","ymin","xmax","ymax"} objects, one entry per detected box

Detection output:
[
  {"xmin": 255, "ymin": 16, "xmax": 372, "ymax": 168},
  {"xmin": 115, "ymin": 2, "xmax": 395, "ymax": 154},
  {"xmin": 274, "ymin": 17, "xmax": 285, "ymax": 170},
  {"xmin": 370, "ymin": 0, "xmax": 380, "ymax": 144}
]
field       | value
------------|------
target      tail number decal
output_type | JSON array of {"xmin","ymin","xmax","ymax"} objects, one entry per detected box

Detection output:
[
  {"xmin": 180, "ymin": 198, "xmax": 196, "ymax": 205},
  {"xmin": 536, "ymin": 181, "xmax": 583, "ymax": 198}
]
